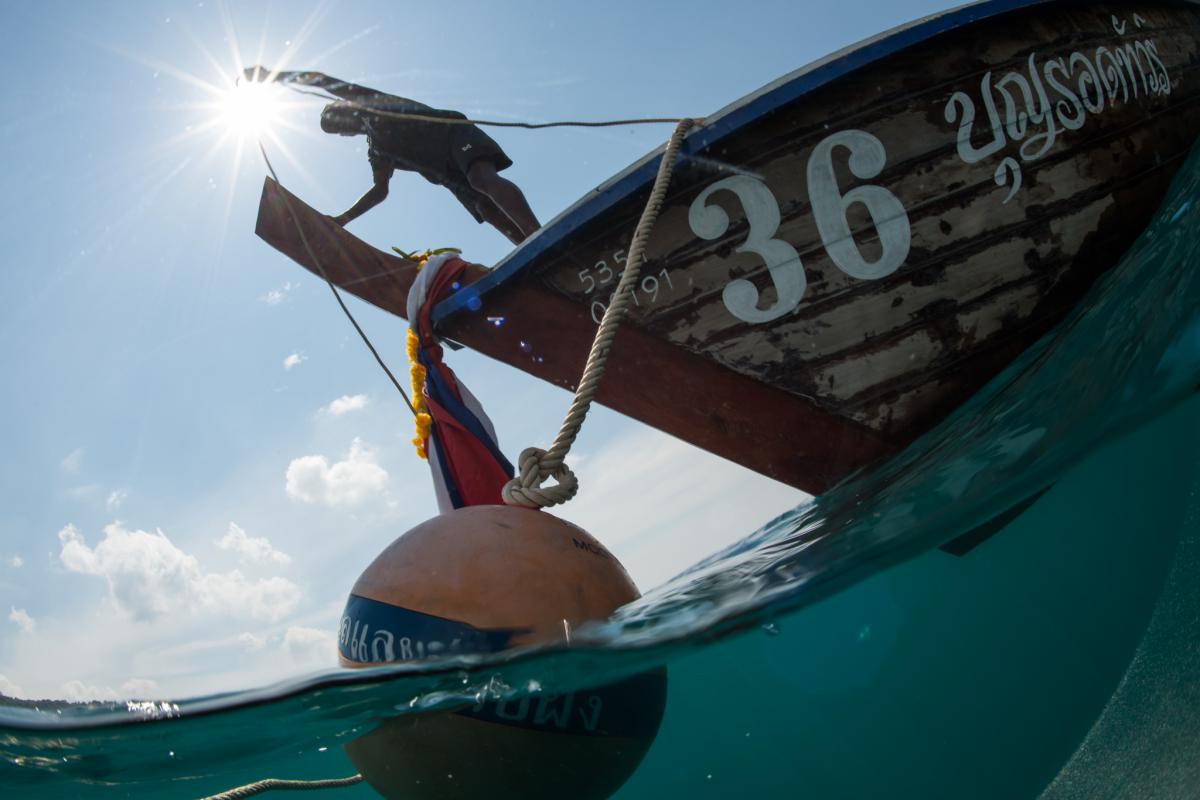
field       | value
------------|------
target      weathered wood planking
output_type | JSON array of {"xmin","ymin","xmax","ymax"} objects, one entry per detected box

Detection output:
[
  {"xmin": 507, "ymin": 2, "xmax": 1200, "ymax": 443},
  {"xmin": 256, "ymin": 180, "xmax": 897, "ymax": 495}
]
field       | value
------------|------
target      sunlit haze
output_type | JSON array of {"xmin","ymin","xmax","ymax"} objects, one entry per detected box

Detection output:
[{"xmin": 219, "ymin": 81, "xmax": 285, "ymax": 139}]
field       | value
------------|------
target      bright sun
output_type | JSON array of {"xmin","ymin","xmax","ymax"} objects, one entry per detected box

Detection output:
[{"xmin": 219, "ymin": 81, "xmax": 283, "ymax": 139}]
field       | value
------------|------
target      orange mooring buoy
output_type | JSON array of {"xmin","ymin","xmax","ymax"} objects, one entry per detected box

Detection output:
[{"xmin": 338, "ymin": 505, "xmax": 667, "ymax": 800}]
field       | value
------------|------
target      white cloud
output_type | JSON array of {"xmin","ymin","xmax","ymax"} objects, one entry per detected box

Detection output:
[
  {"xmin": 66, "ymin": 484, "xmax": 101, "ymax": 501},
  {"xmin": 61, "ymin": 447, "xmax": 85, "ymax": 475},
  {"xmin": 0, "ymin": 674, "xmax": 25, "ymax": 698},
  {"xmin": 106, "ymin": 489, "xmax": 129, "ymax": 513},
  {"xmin": 325, "ymin": 394, "xmax": 369, "ymax": 416},
  {"xmin": 190, "ymin": 572, "xmax": 300, "ymax": 621},
  {"xmin": 60, "ymin": 680, "xmax": 119, "ymax": 703},
  {"xmin": 137, "ymin": 632, "xmax": 269, "ymax": 672},
  {"xmin": 59, "ymin": 523, "xmax": 190, "ymax": 620},
  {"xmin": 58, "ymin": 522, "xmax": 300, "ymax": 622},
  {"xmin": 284, "ymin": 626, "xmax": 337, "ymax": 667},
  {"xmin": 8, "ymin": 555, "xmax": 22, "ymax": 568},
  {"xmin": 261, "ymin": 281, "xmax": 296, "ymax": 306},
  {"xmin": 238, "ymin": 632, "xmax": 266, "ymax": 652},
  {"xmin": 283, "ymin": 352, "xmax": 305, "ymax": 370},
  {"xmin": 217, "ymin": 522, "xmax": 291, "ymax": 566},
  {"xmin": 285, "ymin": 438, "xmax": 389, "ymax": 507},
  {"xmin": 8, "ymin": 607, "xmax": 34, "ymax": 634},
  {"xmin": 119, "ymin": 678, "xmax": 160, "ymax": 699}
]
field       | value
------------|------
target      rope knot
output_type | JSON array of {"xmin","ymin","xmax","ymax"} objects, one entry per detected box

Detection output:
[{"xmin": 501, "ymin": 447, "xmax": 579, "ymax": 509}]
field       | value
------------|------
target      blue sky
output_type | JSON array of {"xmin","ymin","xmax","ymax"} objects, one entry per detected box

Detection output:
[{"xmin": 0, "ymin": 0, "xmax": 952, "ymax": 700}]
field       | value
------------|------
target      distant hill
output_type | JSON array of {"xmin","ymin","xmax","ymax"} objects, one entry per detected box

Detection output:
[{"xmin": 0, "ymin": 692, "xmax": 113, "ymax": 712}]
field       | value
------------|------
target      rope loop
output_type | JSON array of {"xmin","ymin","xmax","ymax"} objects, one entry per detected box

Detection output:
[{"xmin": 501, "ymin": 447, "xmax": 579, "ymax": 508}]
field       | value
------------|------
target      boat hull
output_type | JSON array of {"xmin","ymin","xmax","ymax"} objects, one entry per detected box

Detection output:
[{"xmin": 258, "ymin": 0, "xmax": 1200, "ymax": 494}]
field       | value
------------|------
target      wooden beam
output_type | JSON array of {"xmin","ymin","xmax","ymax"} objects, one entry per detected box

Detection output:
[{"xmin": 255, "ymin": 177, "xmax": 897, "ymax": 494}]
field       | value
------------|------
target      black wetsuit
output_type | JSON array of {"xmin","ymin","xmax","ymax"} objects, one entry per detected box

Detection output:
[{"xmin": 360, "ymin": 95, "xmax": 513, "ymax": 223}]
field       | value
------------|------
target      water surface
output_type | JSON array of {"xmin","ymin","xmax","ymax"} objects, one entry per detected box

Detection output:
[{"xmin": 6, "ymin": 126, "xmax": 1200, "ymax": 800}]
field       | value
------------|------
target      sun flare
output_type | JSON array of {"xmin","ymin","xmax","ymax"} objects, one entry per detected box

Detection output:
[{"xmin": 219, "ymin": 81, "xmax": 284, "ymax": 139}]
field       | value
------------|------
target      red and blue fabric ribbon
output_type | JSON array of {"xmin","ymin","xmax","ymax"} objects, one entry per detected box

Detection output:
[{"xmin": 408, "ymin": 254, "xmax": 514, "ymax": 510}]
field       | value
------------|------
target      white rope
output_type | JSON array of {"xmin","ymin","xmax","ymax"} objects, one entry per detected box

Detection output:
[
  {"xmin": 501, "ymin": 118, "xmax": 697, "ymax": 509},
  {"xmin": 199, "ymin": 774, "xmax": 364, "ymax": 799}
]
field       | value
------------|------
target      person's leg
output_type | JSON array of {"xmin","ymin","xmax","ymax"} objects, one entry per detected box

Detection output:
[
  {"xmin": 441, "ymin": 179, "xmax": 525, "ymax": 246},
  {"xmin": 472, "ymin": 196, "xmax": 526, "ymax": 246},
  {"xmin": 466, "ymin": 159, "xmax": 541, "ymax": 242}
]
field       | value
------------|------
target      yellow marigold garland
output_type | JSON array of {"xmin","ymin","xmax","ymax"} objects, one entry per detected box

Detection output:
[
  {"xmin": 399, "ymin": 248, "xmax": 459, "ymax": 461},
  {"xmin": 407, "ymin": 327, "xmax": 432, "ymax": 460}
]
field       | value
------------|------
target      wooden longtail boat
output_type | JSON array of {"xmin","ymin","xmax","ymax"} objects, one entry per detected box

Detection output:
[{"xmin": 257, "ymin": 0, "xmax": 1200, "ymax": 496}]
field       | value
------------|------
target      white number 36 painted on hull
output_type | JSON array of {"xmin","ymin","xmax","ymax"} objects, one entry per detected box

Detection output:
[{"xmin": 688, "ymin": 129, "xmax": 912, "ymax": 324}]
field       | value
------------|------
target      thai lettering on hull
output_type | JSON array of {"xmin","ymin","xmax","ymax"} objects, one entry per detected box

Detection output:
[{"xmin": 944, "ymin": 14, "xmax": 1171, "ymax": 203}]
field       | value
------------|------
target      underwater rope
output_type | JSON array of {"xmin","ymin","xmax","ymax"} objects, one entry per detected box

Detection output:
[
  {"xmin": 501, "ymin": 118, "xmax": 696, "ymax": 509},
  {"xmin": 199, "ymin": 773, "xmax": 364, "ymax": 799}
]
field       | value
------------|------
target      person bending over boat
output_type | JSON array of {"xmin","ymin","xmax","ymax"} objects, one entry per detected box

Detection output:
[{"xmin": 243, "ymin": 67, "xmax": 541, "ymax": 245}]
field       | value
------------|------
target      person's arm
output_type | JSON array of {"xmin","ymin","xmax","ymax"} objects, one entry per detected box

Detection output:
[
  {"xmin": 333, "ymin": 164, "xmax": 392, "ymax": 226},
  {"xmin": 242, "ymin": 66, "xmax": 379, "ymax": 99}
]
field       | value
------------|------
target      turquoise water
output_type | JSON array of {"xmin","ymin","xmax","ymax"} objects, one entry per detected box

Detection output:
[{"xmin": 7, "ymin": 146, "xmax": 1200, "ymax": 799}]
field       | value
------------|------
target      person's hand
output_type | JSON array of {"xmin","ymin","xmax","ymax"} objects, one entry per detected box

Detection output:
[{"xmin": 242, "ymin": 65, "xmax": 272, "ymax": 82}]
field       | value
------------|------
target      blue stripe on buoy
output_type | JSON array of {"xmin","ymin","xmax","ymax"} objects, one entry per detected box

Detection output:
[
  {"xmin": 338, "ymin": 593, "xmax": 524, "ymax": 663},
  {"xmin": 338, "ymin": 593, "xmax": 667, "ymax": 738}
]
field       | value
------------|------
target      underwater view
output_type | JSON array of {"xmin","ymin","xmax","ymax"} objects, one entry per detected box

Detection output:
[{"xmin": 4, "ymin": 0, "xmax": 1200, "ymax": 798}]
